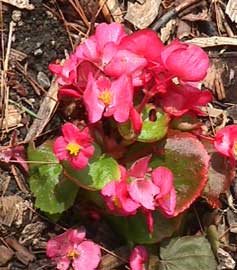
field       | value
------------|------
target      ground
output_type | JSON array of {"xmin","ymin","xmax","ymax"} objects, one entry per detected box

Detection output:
[{"xmin": 1, "ymin": 0, "xmax": 237, "ymax": 269}]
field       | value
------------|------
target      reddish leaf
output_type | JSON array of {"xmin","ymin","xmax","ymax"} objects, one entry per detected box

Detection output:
[
  {"xmin": 202, "ymin": 140, "xmax": 235, "ymax": 208},
  {"xmin": 151, "ymin": 130, "xmax": 210, "ymax": 216}
]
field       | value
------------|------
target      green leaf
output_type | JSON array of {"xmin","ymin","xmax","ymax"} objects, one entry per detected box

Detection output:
[
  {"xmin": 64, "ymin": 156, "xmax": 120, "ymax": 190},
  {"xmin": 107, "ymin": 210, "xmax": 183, "ymax": 244},
  {"xmin": 28, "ymin": 141, "xmax": 79, "ymax": 214},
  {"xmin": 159, "ymin": 236, "xmax": 217, "ymax": 270},
  {"xmin": 137, "ymin": 105, "xmax": 169, "ymax": 143},
  {"xmin": 150, "ymin": 130, "xmax": 209, "ymax": 216}
]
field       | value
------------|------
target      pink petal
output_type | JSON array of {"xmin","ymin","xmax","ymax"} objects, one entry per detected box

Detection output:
[
  {"xmin": 130, "ymin": 107, "xmax": 143, "ymax": 134},
  {"xmin": 58, "ymin": 88, "xmax": 82, "ymax": 99},
  {"xmin": 119, "ymin": 29, "xmax": 164, "ymax": 62},
  {"xmin": 67, "ymin": 228, "xmax": 86, "ymax": 244},
  {"xmin": 111, "ymin": 75, "xmax": 133, "ymax": 123},
  {"xmin": 70, "ymin": 152, "xmax": 89, "ymax": 169},
  {"xmin": 116, "ymin": 180, "xmax": 140, "ymax": 215},
  {"xmin": 152, "ymin": 167, "xmax": 174, "ymax": 197},
  {"xmin": 76, "ymin": 36, "xmax": 99, "ymax": 63},
  {"xmin": 128, "ymin": 156, "xmax": 151, "ymax": 178},
  {"xmin": 56, "ymin": 256, "xmax": 70, "ymax": 270},
  {"xmin": 48, "ymin": 63, "xmax": 63, "ymax": 75},
  {"xmin": 83, "ymin": 73, "xmax": 105, "ymax": 123},
  {"xmin": 53, "ymin": 136, "xmax": 68, "ymax": 161},
  {"xmin": 62, "ymin": 123, "xmax": 81, "ymax": 143},
  {"xmin": 104, "ymin": 50, "xmax": 147, "ymax": 78},
  {"xmin": 95, "ymin": 22, "xmax": 126, "ymax": 52},
  {"xmin": 128, "ymin": 180, "xmax": 159, "ymax": 210},
  {"xmin": 129, "ymin": 246, "xmax": 149, "ymax": 270},
  {"xmin": 214, "ymin": 125, "xmax": 237, "ymax": 159},
  {"xmin": 73, "ymin": 241, "xmax": 101, "ymax": 270},
  {"xmin": 157, "ymin": 188, "xmax": 176, "ymax": 217}
]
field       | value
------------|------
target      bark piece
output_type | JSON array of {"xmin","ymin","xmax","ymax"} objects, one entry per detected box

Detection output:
[
  {"xmin": 0, "ymin": 245, "xmax": 14, "ymax": 266},
  {"xmin": 125, "ymin": 0, "xmax": 161, "ymax": 29}
]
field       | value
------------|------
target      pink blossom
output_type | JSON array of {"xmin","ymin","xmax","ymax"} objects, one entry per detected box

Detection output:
[
  {"xmin": 101, "ymin": 166, "xmax": 140, "ymax": 216},
  {"xmin": 160, "ymin": 40, "xmax": 209, "ymax": 82},
  {"xmin": 83, "ymin": 73, "xmax": 133, "ymax": 123},
  {"xmin": 161, "ymin": 83, "xmax": 212, "ymax": 117},
  {"xmin": 214, "ymin": 125, "xmax": 237, "ymax": 162},
  {"xmin": 53, "ymin": 123, "xmax": 94, "ymax": 169},
  {"xmin": 152, "ymin": 167, "xmax": 176, "ymax": 217},
  {"xmin": 128, "ymin": 157, "xmax": 159, "ymax": 210},
  {"xmin": 129, "ymin": 246, "xmax": 149, "ymax": 270},
  {"xmin": 46, "ymin": 228, "xmax": 101, "ymax": 270}
]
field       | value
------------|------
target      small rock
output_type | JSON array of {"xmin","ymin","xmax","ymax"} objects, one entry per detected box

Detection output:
[
  {"xmin": 33, "ymin": 48, "xmax": 43, "ymax": 56},
  {"xmin": 37, "ymin": 72, "xmax": 50, "ymax": 89},
  {"xmin": 0, "ymin": 245, "xmax": 14, "ymax": 266},
  {"xmin": 12, "ymin": 10, "xmax": 22, "ymax": 23}
]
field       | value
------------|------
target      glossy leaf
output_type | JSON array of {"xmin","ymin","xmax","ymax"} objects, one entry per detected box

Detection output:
[
  {"xmin": 159, "ymin": 236, "xmax": 217, "ymax": 270},
  {"xmin": 64, "ymin": 156, "xmax": 120, "ymax": 190},
  {"xmin": 137, "ymin": 105, "xmax": 169, "ymax": 143},
  {"xmin": 150, "ymin": 130, "xmax": 209, "ymax": 216},
  {"xmin": 107, "ymin": 210, "xmax": 182, "ymax": 244},
  {"xmin": 202, "ymin": 139, "xmax": 235, "ymax": 208},
  {"xmin": 28, "ymin": 141, "xmax": 79, "ymax": 214}
]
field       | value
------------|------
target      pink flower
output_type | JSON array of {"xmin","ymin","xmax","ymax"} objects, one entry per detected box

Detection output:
[
  {"xmin": 83, "ymin": 73, "xmax": 133, "ymax": 123},
  {"xmin": 152, "ymin": 167, "xmax": 176, "ymax": 217},
  {"xmin": 214, "ymin": 125, "xmax": 237, "ymax": 162},
  {"xmin": 128, "ymin": 156, "xmax": 160, "ymax": 210},
  {"xmin": 53, "ymin": 123, "xmax": 94, "ymax": 169},
  {"xmin": 160, "ymin": 40, "xmax": 209, "ymax": 82},
  {"xmin": 161, "ymin": 83, "xmax": 212, "ymax": 117},
  {"xmin": 129, "ymin": 246, "xmax": 149, "ymax": 270},
  {"xmin": 101, "ymin": 166, "xmax": 140, "ymax": 216},
  {"xmin": 46, "ymin": 228, "xmax": 101, "ymax": 270},
  {"xmin": 76, "ymin": 22, "xmax": 127, "ymax": 66}
]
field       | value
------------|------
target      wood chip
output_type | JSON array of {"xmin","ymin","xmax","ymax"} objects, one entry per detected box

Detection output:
[
  {"xmin": 5, "ymin": 237, "xmax": 35, "ymax": 265},
  {"xmin": 160, "ymin": 19, "xmax": 176, "ymax": 43},
  {"xmin": 0, "ymin": 245, "xmax": 14, "ymax": 266},
  {"xmin": 23, "ymin": 77, "xmax": 58, "ymax": 143},
  {"xmin": 0, "ymin": 104, "xmax": 22, "ymax": 130},
  {"xmin": 0, "ymin": 0, "xmax": 34, "ymax": 10},
  {"xmin": 106, "ymin": 0, "xmax": 123, "ymax": 23},
  {"xmin": 226, "ymin": 0, "xmax": 237, "ymax": 23},
  {"xmin": 125, "ymin": 0, "xmax": 161, "ymax": 29},
  {"xmin": 176, "ymin": 20, "xmax": 192, "ymax": 40},
  {"xmin": 217, "ymin": 248, "xmax": 236, "ymax": 270},
  {"xmin": 186, "ymin": 36, "xmax": 237, "ymax": 47}
]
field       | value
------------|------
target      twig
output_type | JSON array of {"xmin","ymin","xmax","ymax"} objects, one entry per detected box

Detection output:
[{"xmin": 151, "ymin": 0, "xmax": 204, "ymax": 31}]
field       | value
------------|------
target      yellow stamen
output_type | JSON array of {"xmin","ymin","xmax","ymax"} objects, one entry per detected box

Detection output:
[
  {"xmin": 113, "ymin": 196, "xmax": 122, "ymax": 209},
  {"xmin": 67, "ymin": 249, "xmax": 79, "ymax": 259},
  {"xmin": 234, "ymin": 141, "xmax": 237, "ymax": 156},
  {"xmin": 66, "ymin": 142, "xmax": 81, "ymax": 156},
  {"xmin": 98, "ymin": 90, "xmax": 112, "ymax": 106}
]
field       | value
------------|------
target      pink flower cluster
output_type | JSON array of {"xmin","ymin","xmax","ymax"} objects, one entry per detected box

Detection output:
[
  {"xmin": 46, "ymin": 228, "xmax": 101, "ymax": 270},
  {"xmin": 50, "ymin": 23, "xmax": 211, "ymax": 128},
  {"xmin": 101, "ymin": 156, "xmax": 176, "ymax": 232}
]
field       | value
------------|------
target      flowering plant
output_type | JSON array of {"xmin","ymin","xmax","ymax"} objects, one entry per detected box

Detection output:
[{"xmin": 26, "ymin": 23, "xmax": 236, "ymax": 269}]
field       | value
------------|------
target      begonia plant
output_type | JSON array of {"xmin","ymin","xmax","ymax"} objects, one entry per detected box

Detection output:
[{"xmin": 24, "ymin": 22, "xmax": 236, "ymax": 269}]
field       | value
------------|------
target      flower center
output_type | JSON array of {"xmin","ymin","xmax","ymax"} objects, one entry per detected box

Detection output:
[
  {"xmin": 98, "ymin": 90, "xmax": 112, "ymax": 106},
  {"xmin": 66, "ymin": 142, "xmax": 81, "ymax": 156},
  {"xmin": 67, "ymin": 249, "xmax": 79, "ymax": 259},
  {"xmin": 233, "ymin": 141, "xmax": 237, "ymax": 157},
  {"xmin": 113, "ymin": 196, "xmax": 122, "ymax": 209}
]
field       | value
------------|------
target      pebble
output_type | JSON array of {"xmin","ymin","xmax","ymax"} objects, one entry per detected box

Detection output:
[
  {"xmin": 37, "ymin": 72, "xmax": 50, "ymax": 89},
  {"xmin": 34, "ymin": 48, "xmax": 43, "ymax": 56},
  {"xmin": 12, "ymin": 10, "xmax": 22, "ymax": 23}
]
